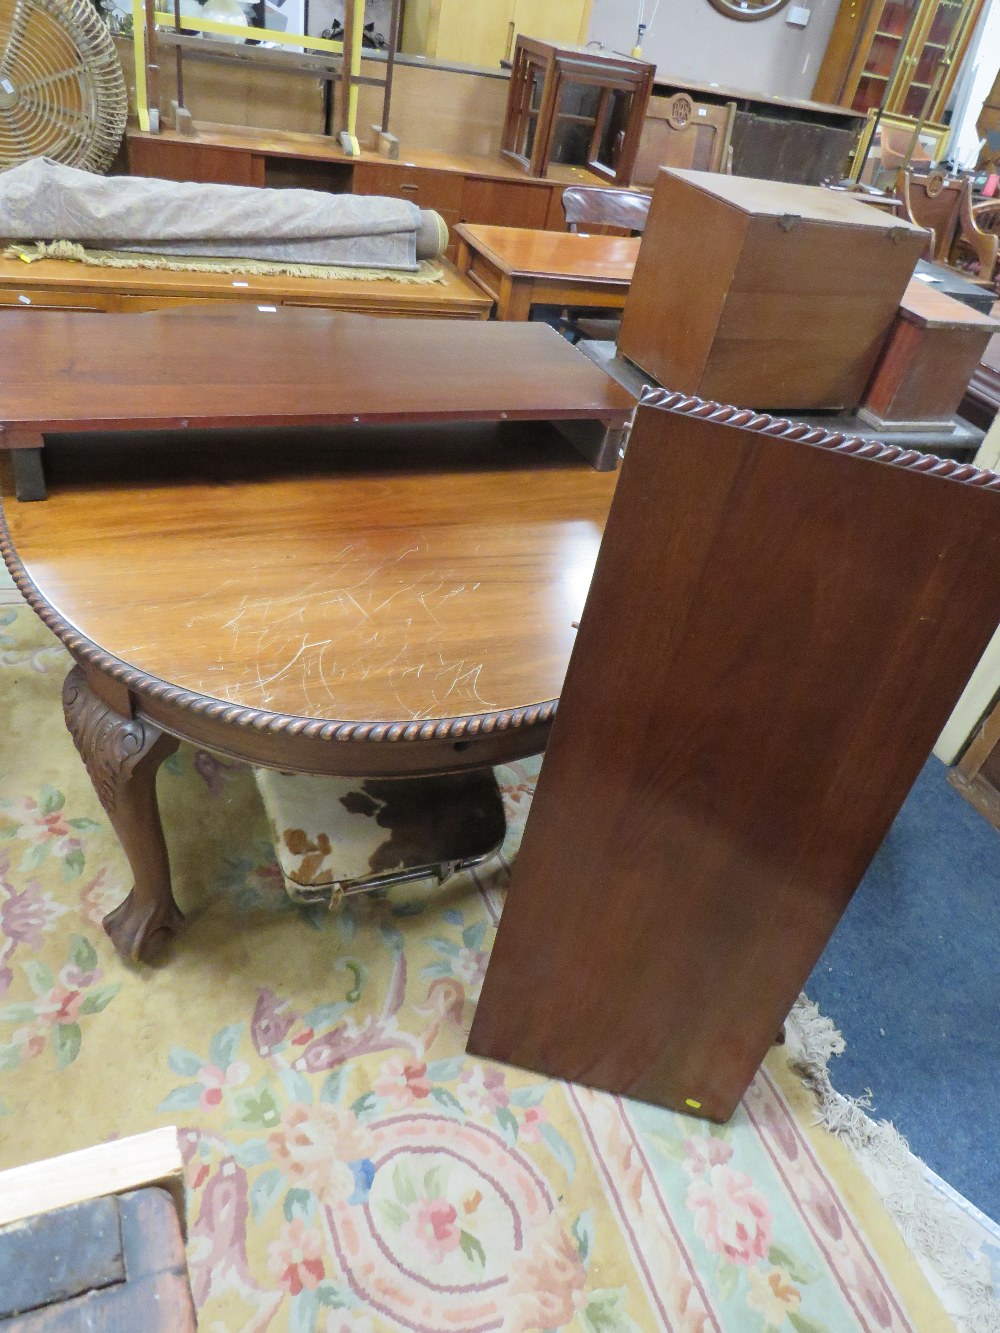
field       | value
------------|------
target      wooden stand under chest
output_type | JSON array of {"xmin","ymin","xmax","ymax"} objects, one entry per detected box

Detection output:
[{"xmin": 617, "ymin": 168, "xmax": 926, "ymax": 411}]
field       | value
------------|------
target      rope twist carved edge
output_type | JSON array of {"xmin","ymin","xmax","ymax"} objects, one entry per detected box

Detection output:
[
  {"xmin": 0, "ymin": 511, "xmax": 558, "ymax": 745},
  {"xmin": 637, "ymin": 390, "xmax": 1000, "ymax": 491},
  {"xmin": 7, "ymin": 393, "xmax": 996, "ymax": 742}
]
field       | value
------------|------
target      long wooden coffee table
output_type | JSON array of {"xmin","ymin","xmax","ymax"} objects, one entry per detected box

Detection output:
[
  {"xmin": 0, "ymin": 308, "xmax": 631, "ymax": 499},
  {"xmin": 454, "ymin": 224, "xmax": 640, "ymax": 321},
  {"xmin": 0, "ymin": 310, "xmax": 627, "ymax": 962}
]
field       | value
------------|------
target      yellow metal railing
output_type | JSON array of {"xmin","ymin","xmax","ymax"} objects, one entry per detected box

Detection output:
[
  {"xmin": 130, "ymin": 0, "xmax": 150, "ymax": 131},
  {"xmin": 131, "ymin": 0, "xmax": 364, "ymax": 134}
]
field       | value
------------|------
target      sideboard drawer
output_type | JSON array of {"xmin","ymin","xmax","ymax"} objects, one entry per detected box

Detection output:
[
  {"xmin": 113, "ymin": 295, "xmax": 253, "ymax": 312},
  {"xmin": 0, "ymin": 288, "xmax": 109, "ymax": 311},
  {"xmin": 352, "ymin": 162, "xmax": 465, "ymax": 216},
  {"xmin": 128, "ymin": 137, "xmax": 266, "ymax": 186}
]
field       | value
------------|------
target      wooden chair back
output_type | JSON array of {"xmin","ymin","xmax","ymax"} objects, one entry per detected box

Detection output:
[
  {"xmin": 956, "ymin": 195, "xmax": 1000, "ymax": 284},
  {"xmin": 896, "ymin": 170, "xmax": 999, "ymax": 282},
  {"xmin": 631, "ymin": 93, "xmax": 736, "ymax": 189},
  {"xmin": 561, "ymin": 186, "xmax": 651, "ymax": 237},
  {"xmin": 897, "ymin": 170, "xmax": 964, "ymax": 261}
]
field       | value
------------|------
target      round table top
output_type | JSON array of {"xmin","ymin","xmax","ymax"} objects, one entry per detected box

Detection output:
[{"xmin": 2, "ymin": 422, "xmax": 618, "ymax": 738}]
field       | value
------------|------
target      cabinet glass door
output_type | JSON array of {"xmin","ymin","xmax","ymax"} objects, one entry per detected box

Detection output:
[
  {"xmin": 897, "ymin": 0, "xmax": 970, "ymax": 118},
  {"xmin": 851, "ymin": 0, "xmax": 921, "ymax": 113},
  {"xmin": 505, "ymin": 51, "xmax": 549, "ymax": 166}
]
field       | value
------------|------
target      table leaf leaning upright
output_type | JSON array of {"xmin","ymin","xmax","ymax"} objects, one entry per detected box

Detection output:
[{"xmin": 467, "ymin": 391, "xmax": 1000, "ymax": 1121}]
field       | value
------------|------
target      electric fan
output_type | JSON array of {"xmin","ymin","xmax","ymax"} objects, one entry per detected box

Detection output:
[{"xmin": 0, "ymin": 0, "xmax": 127, "ymax": 174}]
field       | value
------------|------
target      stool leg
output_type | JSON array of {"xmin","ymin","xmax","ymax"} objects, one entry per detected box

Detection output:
[{"xmin": 62, "ymin": 666, "xmax": 182, "ymax": 962}]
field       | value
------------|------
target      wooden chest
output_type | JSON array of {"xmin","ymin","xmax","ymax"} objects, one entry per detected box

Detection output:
[
  {"xmin": 617, "ymin": 168, "xmax": 927, "ymax": 411},
  {"xmin": 859, "ymin": 279, "xmax": 998, "ymax": 429}
]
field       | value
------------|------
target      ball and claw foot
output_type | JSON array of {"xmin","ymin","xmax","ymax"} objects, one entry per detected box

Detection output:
[{"xmin": 103, "ymin": 891, "xmax": 185, "ymax": 964}]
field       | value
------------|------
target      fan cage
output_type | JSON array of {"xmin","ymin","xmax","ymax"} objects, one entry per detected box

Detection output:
[{"xmin": 0, "ymin": 0, "xmax": 127, "ymax": 174}]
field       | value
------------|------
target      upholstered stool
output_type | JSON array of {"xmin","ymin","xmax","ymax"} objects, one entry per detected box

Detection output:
[{"xmin": 254, "ymin": 768, "xmax": 507, "ymax": 904}]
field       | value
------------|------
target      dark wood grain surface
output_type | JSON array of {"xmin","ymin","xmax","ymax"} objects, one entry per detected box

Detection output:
[
  {"xmin": 2, "ymin": 423, "xmax": 616, "ymax": 734},
  {"xmin": 2, "ymin": 419, "xmax": 620, "ymax": 961},
  {"xmin": 467, "ymin": 394, "xmax": 1000, "ymax": 1120},
  {"xmin": 0, "ymin": 308, "xmax": 633, "ymax": 435}
]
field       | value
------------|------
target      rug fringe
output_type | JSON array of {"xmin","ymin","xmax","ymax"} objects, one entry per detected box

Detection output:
[
  {"xmin": 4, "ymin": 241, "xmax": 446, "ymax": 284},
  {"xmin": 787, "ymin": 996, "xmax": 1000, "ymax": 1333}
]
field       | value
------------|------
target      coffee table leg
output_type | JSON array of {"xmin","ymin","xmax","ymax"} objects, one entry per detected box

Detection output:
[{"xmin": 62, "ymin": 666, "xmax": 182, "ymax": 963}]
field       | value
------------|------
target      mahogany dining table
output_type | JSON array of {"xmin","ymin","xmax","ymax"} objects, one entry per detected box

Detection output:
[
  {"xmin": 453, "ymin": 224, "xmax": 640, "ymax": 322},
  {"xmin": 0, "ymin": 307, "xmax": 630, "ymax": 961}
]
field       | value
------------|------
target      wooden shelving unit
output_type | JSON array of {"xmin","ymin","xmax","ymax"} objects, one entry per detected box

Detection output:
[
  {"xmin": 500, "ymin": 38, "xmax": 654, "ymax": 185},
  {"xmin": 813, "ymin": 0, "xmax": 985, "ymax": 123}
]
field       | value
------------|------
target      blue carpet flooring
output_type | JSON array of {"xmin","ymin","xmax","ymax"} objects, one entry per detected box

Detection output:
[{"xmin": 806, "ymin": 756, "xmax": 1000, "ymax": 1222}]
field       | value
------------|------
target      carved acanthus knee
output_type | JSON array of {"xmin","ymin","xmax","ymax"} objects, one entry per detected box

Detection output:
[
  {"xmin": 62, "ymin": 665, "xmax": 182, "ymax": 962},
  {"xmin": 62, "ymin": 666, "xmax": 173, "ymax": 810}
]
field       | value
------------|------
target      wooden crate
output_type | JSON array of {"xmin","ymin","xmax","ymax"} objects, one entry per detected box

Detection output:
[
  {"xmin": 859, "ymin": 278, "xmax": 998, "ymax": 429},
  {"xmin": 617, "ymin": 168, "xmax": 926, "ymax": 411}
]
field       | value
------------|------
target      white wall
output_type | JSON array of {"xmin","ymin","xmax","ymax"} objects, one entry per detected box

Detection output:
[
  {"xmin": 586, "ymin": 0, "xmax": 843, "ymax": 101},
  {"xmin": 947, "ymin": 0, "xmax": 1000, "ymax": 167}
]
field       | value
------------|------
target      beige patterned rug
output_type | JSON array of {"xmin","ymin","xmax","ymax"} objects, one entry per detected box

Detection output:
[{"xmin": 0, "ymin": 603, "xmax": 954, "ymax": 1332}]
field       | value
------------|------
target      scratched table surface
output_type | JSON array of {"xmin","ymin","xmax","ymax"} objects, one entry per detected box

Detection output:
[{"xmin": 1, "ymin": 422, "xmax": 618, "ymax": 726}]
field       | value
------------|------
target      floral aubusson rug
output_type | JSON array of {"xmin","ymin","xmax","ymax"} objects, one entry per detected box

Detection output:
[{"xmin": 0, "ymin": 604, "xmax": 951, "ymax": 1333}]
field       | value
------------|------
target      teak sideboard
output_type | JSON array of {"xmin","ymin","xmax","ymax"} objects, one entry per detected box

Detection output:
[
  {"xmin": 127, "ymin": 126, "xmax": 611, "ymax": 260},
  {"xmin": 0, "ymin": 253, "xmax": 492, "ymax": 319}
]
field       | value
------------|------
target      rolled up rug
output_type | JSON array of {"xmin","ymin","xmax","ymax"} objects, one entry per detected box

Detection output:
[{"xmin": 0, "ymin": 156, "xmax": 448, "ymax": 270}]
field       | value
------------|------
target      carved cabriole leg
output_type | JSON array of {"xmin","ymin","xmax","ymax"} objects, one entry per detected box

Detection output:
[{"xmin": 62, "ymin": 666, "xmax": 182, "ymax": 963}]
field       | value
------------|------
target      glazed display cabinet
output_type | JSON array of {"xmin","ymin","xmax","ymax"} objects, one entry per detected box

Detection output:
[
  {"xmin": 500, "ymin": 38, "xmax": 655, "ymax": 184},
  {"xmin": 813, "ymin": 0, "xmax": 985, "ymax": 122}
]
